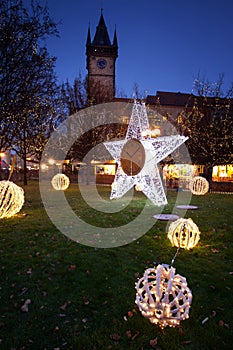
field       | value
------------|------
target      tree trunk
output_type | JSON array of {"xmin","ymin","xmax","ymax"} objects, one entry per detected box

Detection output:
[
  {"xmin": 204, "ymin": 165, "xmax": 213, "ymax": 190},
  {"xmin": 22, "ymin": 139, "xmax": 27, "ymax": 185},
  {"xmin": 23, "ymin": 154, "xmax": 27, "ymax": 185}
]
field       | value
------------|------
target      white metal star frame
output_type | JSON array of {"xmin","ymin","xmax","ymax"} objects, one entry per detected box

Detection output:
[{"xmin": 104, "ymin": 101, "xmax": 188, "ymax": 206}]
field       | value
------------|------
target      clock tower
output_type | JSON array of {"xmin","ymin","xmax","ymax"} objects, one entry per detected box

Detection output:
[{"xmin": 86, "ymin": 10, "xmax": 118, "ymax": 104}]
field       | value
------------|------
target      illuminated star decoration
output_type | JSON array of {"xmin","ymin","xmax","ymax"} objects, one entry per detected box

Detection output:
[{"xmin": 104, "ymin": 101, "xmax": 188, "ymax": 206}]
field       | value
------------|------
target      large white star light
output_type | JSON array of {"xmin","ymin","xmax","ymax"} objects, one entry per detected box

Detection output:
[{"xmin": 104, "ymin": 101, "xmax": 188, "ymax": 206}]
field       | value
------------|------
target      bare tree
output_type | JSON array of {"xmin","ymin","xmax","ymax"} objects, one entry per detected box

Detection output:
[
  {"xmin": 60, "ymin": 75, "xmax": 127, "ymax": 166},
  {"xmin": 178, "ymin": 74, "xmax": 233, "ymax": 184},
  {"xmin": 0, "ymin": 0, "xmax": 64, "ymax": 184}
]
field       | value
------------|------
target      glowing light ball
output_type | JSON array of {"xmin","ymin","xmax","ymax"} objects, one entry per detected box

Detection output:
[
  {"xmin": 167, "ymin": 218, "xmax": 200, "ymax": 250},
  {"xmin": 0, "ymin": 180, "xmax": 24, "ymax": 218},
  {"xmin": 189, "ymin": 176, "xmax": 209, "ymax": 195},
  {"xmin": 51, "ymin": 173, "xmax": 70, "ymax": 191},
  {"xmin": 135, "ymin": 264, "xmax": 192, "ymax": 328}
]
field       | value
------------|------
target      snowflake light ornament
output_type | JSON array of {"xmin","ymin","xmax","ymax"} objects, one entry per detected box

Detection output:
[
  {"xmin": 51, "ymin": 173, "xmax": 70, "ymax": 191},
  {"xmin": 0, "ymin": 180, "xmax": 24, "ymax": 218},
  {"xmin": 104, "ymin": 101, "xmax": 188, "ymax": 206},
  {"xmin": 189, "ymin": 176, "xmax": 209, "ymax": 195},
  {"xmin": 167, "ymin": 217, "xmax": 200, "ymax": 250},
  {"xmin": 135, "ymin": 264, "xmax": 192, "ymax": 328}
]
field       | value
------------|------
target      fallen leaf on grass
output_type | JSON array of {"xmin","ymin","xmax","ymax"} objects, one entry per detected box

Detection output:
[
  {"xmin": 132, "ymin": 331, "xmax": 140, "ymax": 340},
  {"xmin": 149, "ymin": 338, "xmax": 158, "ymax": 347},
  {"xmin": 19, "ymin": 287, "xmax": 28, "ymax": 296},
  {"xmin": 60, "ymin": 301, "xmax": 71, "ymax": 310},
  {"xmin": 83, "ymin": 296, "xmax": 90, "ymax": 305},
  {"xmin": 219, "ymin": 320, "xmax": 230, "ymax": 329},
  {"xmin": 21, "ymin": 299, "xmax": 31, "ymax": 312},
  {"xmin": 211, "ymin": 310, "xmax": 216, "ymax": 317},
  {"xmin": 126, "ymin": 331, "xmax": 140, "ymax": 340},
  {"xmin": 211, "ymin": 248, "xmax": 219, "ymax": 253},
  {"xmin": 110, "ymin": 333, "xmax": 120, "ymax": 341},
  {"xmin": 54, "ymin": 326, "xmax": 59, "ymax": 332},
  {"xmin": 68, "ymin": 264, "xmax": 76, "ymax": 271},
  {"xmin": 126, "ymin": 330, "xmax": 132, "ymax": 338},
  {"xmin": 183, "ymin": 340, "xmax": 192, "ymax": 346}
]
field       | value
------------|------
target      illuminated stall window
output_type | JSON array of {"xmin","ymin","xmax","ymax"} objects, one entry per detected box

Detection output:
[
  {"xmin": 95, "ymin": 163, "xmax": 116, "ymax": 175},
  {"xmin": 163, "ymin": 164, "xmax": 199, "ymax": 189},
  {"xmin": 212, "ymin": 165, "xmax": 233, "ymax": 182}
]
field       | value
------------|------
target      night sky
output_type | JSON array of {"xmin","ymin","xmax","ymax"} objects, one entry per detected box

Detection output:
[{"xmin": 41, "ymin": 0, "xmax": 233, "ymax": 97}]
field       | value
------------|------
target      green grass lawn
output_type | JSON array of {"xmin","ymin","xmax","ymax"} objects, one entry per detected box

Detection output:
[{"xmin": 0, "ymin": 181, "xmax": 232, "ymax": 350}]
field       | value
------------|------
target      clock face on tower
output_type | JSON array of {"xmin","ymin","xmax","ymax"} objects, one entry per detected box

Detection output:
[
  {"xmin": 97, "ymin": 58, "xmax": 107, "ymax": 69},
  {"xmin": 120, "ymin": 138, "xmax": 146, "ymax": 176}
]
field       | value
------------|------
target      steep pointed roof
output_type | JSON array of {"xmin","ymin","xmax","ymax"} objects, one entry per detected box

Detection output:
[
  {"xmin": 113, "ymin": 26, "xmax": 118, "ymax": 46},
  {"xmin": 92, "ymin": 13, "xmax": 111, "ymax": 46},
  {"xmin": 86, "ymin": 24, "xmax": 91, "ymax": 46}
]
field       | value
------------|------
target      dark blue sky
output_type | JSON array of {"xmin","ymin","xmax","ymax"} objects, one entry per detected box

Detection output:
[{"xmin": 43, "ymin": 0, "xmax": 233, "ymax": 97}]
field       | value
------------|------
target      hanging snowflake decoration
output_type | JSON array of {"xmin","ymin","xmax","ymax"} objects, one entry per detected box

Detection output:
[
  {"xmin": 167, "ymin": 218, "xmax": 200, "ymax": 250},
  {"xmin": 135, "ymin": 264, "xmax": 192, "ymax": 328},
  {"xmin": 189, "ymin": 176, "xmax": 209, "ymax": 195},
  {"xmin": 51, "ymin": 173, "xmax": 70, "ymax": 191},
  {"xmin": 104, "ymin": 101, "xmax": 188, "ymax": 206},
  {"xmin": 0, "ymin": 180, "xmax": 24, "ymax": 218}
]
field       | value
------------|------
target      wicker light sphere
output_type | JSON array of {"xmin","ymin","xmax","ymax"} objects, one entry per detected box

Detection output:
[
  {"xmin": 167, "ymin": 218, "xmax": 200, "ymax": 250},
  {"xmin": 51, "ymin": 173, "xmax": 70, "ymax": 191},
  {"xmin": 135, "ymin": 264, "xmax": 192, "ymax": 328},
  {"xmin": 0, "ymin": 180, "xmax": 24, "ymax": 219},
  {"xmin": 189, "ymin": 176, "xmax": 209, "ymax": 195}
]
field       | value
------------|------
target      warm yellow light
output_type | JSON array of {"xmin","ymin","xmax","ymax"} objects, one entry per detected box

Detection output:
[
  {"xmin": 135, "ymin": 184, "xmax": 143, "ymax": 192},
  {"xmin": 212, "ymin": 165, "xmax": 218, "ymax": 177},
  {"xmin": 0, "ymin": 152, "xmax": 5, "ymax": 158},
  {"xmin": 40, "ymin": 163, "xmax": 48, "ymax": 171},
  {"xmin": 167, "ymin": 218, "xmax": 200, "ymax": 250},
  {"xmin": 151, "ymin": 128, "xmax": 161, "ymax": 137},
  {"xmin": 0, "ymin": 180, "xmax": 24, "ymax": 218},
  {"xmin": 51, "ymin": 173, "xmax": 70, "ymax": 191},
  {"xmin": 135, "ymin": 264, "xmax": 192, "ymax": 328},
  {"xmin": 141, "ymin": 129, "xmax": 151, "ymax": 138}
]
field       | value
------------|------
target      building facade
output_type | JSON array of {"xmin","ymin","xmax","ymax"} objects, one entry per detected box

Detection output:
[{"xmin": 85, "ymin": 12, "xmax": 233, "ymax": 190}]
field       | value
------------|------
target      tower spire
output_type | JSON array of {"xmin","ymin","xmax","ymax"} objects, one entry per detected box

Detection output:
[
  {"xmin": 86, "ymin": 10, "xmax": 118, "ymax": 104},
  {"xmin": 113, "ymin": 24, "xmax": 118, "ymax": 46},
  {"xmin": 86, "ymin": 23, "xmax": 91, "ymax": 46},
  {"xmin": 92, "ymin": 11, "xmax": 111, "ymax": 46}
]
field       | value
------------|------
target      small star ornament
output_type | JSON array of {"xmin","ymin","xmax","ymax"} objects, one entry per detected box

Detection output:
[{"xmin": 104, "ymin": 101, "xmax": 188, "ymax": 206}]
